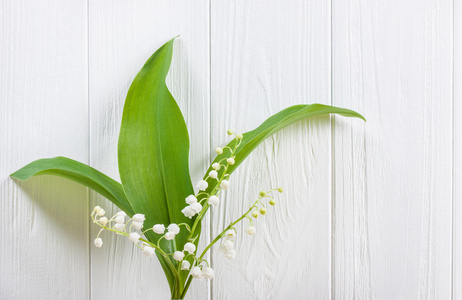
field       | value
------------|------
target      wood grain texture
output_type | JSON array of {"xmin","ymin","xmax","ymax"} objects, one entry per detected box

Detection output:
[
  {"xmin": 210, "ymin": 0, "xmax": 332, "ymax": 299},
  {"xmin": 88, "ymin": 1, "xmax": 210, "ymax": 299},
  {"xmin": 0, "ymin": 0, "xmax": 89, "ymax": 299},
  {"xmin": 332, "ymin": 0, "xmax": 453, "ymax": 299}
]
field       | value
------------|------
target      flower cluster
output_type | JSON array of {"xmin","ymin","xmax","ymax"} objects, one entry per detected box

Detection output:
[{"xmin": 91, "ymin": 130, "xmax": 282, "ymax": 286}]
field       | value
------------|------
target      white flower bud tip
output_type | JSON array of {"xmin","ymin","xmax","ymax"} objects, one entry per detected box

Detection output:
[
  {"xmin": 133, "ymin": 214, "xmax": 145, "ymax": 223},
  {"xmin": 212, "ymin": 163, "xmax": 221, "ymax": 170},
  {"xmin": 113, "ymin": 223, "xmax": 125, "ymax": 231},
  {"xmin": 202, "ymin": 267, "xmax": 214, "ymax": 280},
  {"xmin": 208, "ymin": 195, "xmax": 219, "ymax": 207},
  {"xmin": 115, "ymin": 216, "xmax": 125, "ymax": 224},
  {"xmin": 181, "ymin": 260, "xmax": 191, "ymax": 271},
  {"xmin": 167, "ymin": 223, "xmax": 180, "ymax": 234},
  {"xmin": 215, "ymin": 147, "xmax": 223, "ymax": 155},
  {"xmin": 245, "ymin": 226, "xmax": 256, "ymax": 235},
  {"xmin": 182, "ymin": 206, "xmax": 196, "ymax": 219},
  {"xmin": 208, "ymin": 170, "xmax": 218, "ymax": 179},
  {"xmin": 97, "ymin": 209, "xmax": 105, "ymax": 217},
  {"xmin": 116, "ymin": 211, "xmax": 127, "ymax": 217},
  {"xmin": 129, "ymin": 232, "xmax": 141, "ymax": 243},
  {"xmin": 165, "ymin": 232, "xmax": 176, "ymax": 240},
  {"xmin": 143, "ymin": 246, "xmax": 155, "ymax": 257},
  {"xmin": 226, "ymin": 157, "xmax": 235, "ymax": 165},
  {"xmin": 225, "ymin": 249, "xmax": 236, "ymax": 260},
  {"xmin": 196, "ymin": 180, "xmax": 208, "ymax": 191},
  {"xmin": 223, "ymin": 240, "xmax": 234, "ymax": 250},
  {"xmin": 185, "ymin": 195, "xmax": 198, "ymax": 204},
  {"xmin": 184, "ymin": 242, "xmax": 196, "ymax": 254},
  {"xmin": 98, "ymin": 217, "xmax": 108, "ymax": 226},
  {"xmin": 190, "ymin": 202, "xmax": 202, "ymax": 214},
  {"xmin": 225, "ymin": 230, "xmax": 236, "ymax": 240},
  {"xmin": 132, "ymin": 222, "xmax": 143, "ymax": 230},
  {"xmin": 153, "ymin": 224, "xmax": 165, "ymax": 234},
  {"xmin": 220, "ymin": 180, "xmax": 230, "ymax": 190},
  {"xmin": 173, "ymin": 251, "xmax": 185, "ymax": 261},
  {"xmin": 190, "ymin": 266, "xmax": 203, "ymax": 278},
  {"xmin": 94, "ymin": 238, "xmax": 103, "ymax": 248}
]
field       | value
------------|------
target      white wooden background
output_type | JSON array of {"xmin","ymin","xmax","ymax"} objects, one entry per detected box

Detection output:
[{"xmin": 0, "ymin": 0, "xmax": 458, "ymax": 299}]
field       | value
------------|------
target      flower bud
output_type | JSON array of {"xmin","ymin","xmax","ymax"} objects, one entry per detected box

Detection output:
[
  {"xmin": 208, "ymin": 195, "xmax": 219, "ymax": 207},
  {"xmin": 209, "ymin": 170, "xmax": 218, "ymax": 179},
  {"xmin": 190, "ymin": 266, "xmax": 203, "ymax": 278},
  {"xmin": 259, "ymin": 208, "xmax": 267, "ymax": 215},
  {"xmin": 93, "ymin": 206, "xmax": 102, "ymax": 213},
  {"xmin": 202, "ymin": 267, "xmax": 214, "ymax": 279},
  {"xmin": 220, "ymin": 180, "xmax": 230, "ymax": 190},
  {"xmin": 165, "ymin": 232, "xmax": 176, "ymax": 240},
  {"xmin": 251, "ymin": 211, "xmax": 259, "ymax": 218},
  {"xmin": 129, "ymin": 232, "xmax": 140, "ymax": 243},
  {"xmin": 97, "ymin": 209, "xmax": 105, "ymax": 217},
  {"xmin": 184, "ymin": 242, "xmax": 196, "ymax": 254},
  {"xmin": 113, "ymin": 223, "xmax": 125, "ymax": 231},
  {"xmin": 269, "ymin": 199, "xmax": 276, "ymax": 206},
  {"xmin": 236, "ymin": 133, "xmax": 243, "ymax": 140},
  {"xmin": 132, "ymin": 222, "xmax": 143, "ymax": 230},
  {"xmin": 226, "ymin": 157, "xmax": 235, "ymax": 165},
  {"xmin": 245, "ymin": 226, "xmax": 256, "ymax": 235},
  {"xmin": 223, "ymin": 240, "xmax": 234, "ymax": 250},
  {"xmin": 259, "ymin": 191, "xmax": 266, "ymax": 197},
  {"xmin": 224, "ymin": 249, "xmax": 236, "ymax": 260},
  {"xmin": 215, "ymin": 147, "xmax": 223, "ymax": 155},
  {"xmin": 153, "ymin": 224, "xmax": 165, "ymax": 234},
  {"xmin": 173, "ymin": 251, "xmax": 185, "ymax": 261},
  {"xmin": 185, "ymin": 195, "xmax": 197, "ymax": 204},
  {"xmin": 181, "ymin": 260, "xmax": 191, "ymax": 270},
  {"xmin": 278, "ymin": 187, "xmax": 283, "ymax": 193},
  {"xmin": 196, "ymin": 180, "xmax": 208, "ymax": 191},
  {"xmin": 212, "ymin": 163, "xmax": 221, "ymax": 170},
  {"xmin": 225, "ymin": 230, "xmax": 235, "ymax": 240},
  {"xmin": 116, "ymin": 211, "xmax": 127, "ymax": 217},
  {"xmin": 98, "ymin": 217, "xmax": 108, "ymax": 226},
  {"xmin": 133, "ymin": 214, "xmax": 145, "ymax": 223},
  {"xmin": 167, "ymin": 224, "xmax": 180, "ymax": 234},
  {"xmin": 143, "ymin": 246, "xmax": 155, "ymax": 257},
  {"xmin": 227, "ymin": 130, "xmax": 233, "ymax": 135},
  {"xmin": 115, "ymin": 216, "xmax": 125, "ymax": 224},
  {"xmin": 94, "ymin": 238, "xmax": 103, "ymax": 248}
]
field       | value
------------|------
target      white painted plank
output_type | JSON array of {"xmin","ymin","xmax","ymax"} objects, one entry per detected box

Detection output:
[
  {"xmin": 332, "ymin": 0, "xmax": 453, "ymax": 298},
  {"xmin": 88, "ymin": 1, "xmax": 210, "ymax": 299},
  {"xmin": 454, "ymin": 0, "xmax": 461, "ymax": 298},
  {"xmin": 210, "ymin": 1, "xmax": 332, "ymax": 299},
  {"xmin": 0, "ymin": 0, "xmax": 89, "ymax": 299}
]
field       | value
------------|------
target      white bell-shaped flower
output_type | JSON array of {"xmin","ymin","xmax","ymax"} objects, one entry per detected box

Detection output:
[
  {"xmin": 220, "ymin": 180, "xmax": 230, "ymax": 190},
  {"xmin": 226, "ymin": 158, "xmax": 235, "ymax": 165},
  {"xmin": 133, "ymin": 214, "xmax": 145, "ymax": 223},
  {"xmin": 115, "ymin": 216, "xmax": 125, "ymax": 224},
  {"xmin": 208, "ymin": 195, "xmax": 219, "ymax": 207},
  {"xmin": 196, "ymin": 180, "xmax": 208, "ymax": 191},
  {"xmin": 132, "ymin": 222, "xmax": 143, "ymax": 230},
  {"xmin": 212, "ymin": 163, "xmax": 221, "ymax": 170},
  {"xmin": 93, "ymin": 206, "xmax": 102, "ymax": 213},
  {"xmin": 164, "ymin": 232, "xmax": 176, "ymax": 240},
  {"xmin": 215, "ymin": 147, "xmax": 223, "ymax": 155},
  {"xmin": 184, "ymin": 242, "xmax": 196, "ymax": 254},
  {"xmin": 153, "ymin": 224, "xmax": 165, "ymax": 234},
  {"xmin": 98, "ymin": 217, "xmax": 108, "ymax": 226},
  {"xmin": 202, "ymin": 267, "xmax": 214, "ymax": 280},
  {"xmin": 143, "ymin": 246, "xmax": 155, "ymax": 257},
  {"xmin": 190, "ymin": 202, "xmax": 202, "ymax": 214},
  {"xmin": 167, "ymin": 224, "xmax": 180, "ymax": 234},
  {"xmin": 113, "ymin": 223, "xmax": 125, "ymax": 231},
  {"xmin": 208, "ymin": 170, "xmax": 218, "ymax": 179},
  {"xmin": 190, "ymin": 266, "xmax": 203, "ymax": 278},
  {"xmin": 182, "ymin": 206, "xmax": 196, "ymax": 219},
  {"xmin": 222, "ymin": 240, "xmax": 234, "ymax": 250},
  {"xmin": 129, "ymin": 232, "xmax": 141, "ymax": 243},
  {"xmin": 181, "ymin": 260, "xmax": 191, "ymax": 270},
  {"xmin": 116, "ymin": 211, "xmax": 127, "ymax": 217},
  {"xmin": 97, "ymin": 209, "xmax": 106, "ymax": 217},
  {"xmin": 224, "ymin": 249, "xmax": 236, "ymax": 260},
  {"xmin": 245, "ymin": 226, "xmax": 256, "ymax": 235},
  {"xmin": 94, "ymin": 238, "xmax": 103, "ymax": 248},
  {"xmin": 173, "ymin": 251, "xmax": 185, "ymax": 261},
  {"xmin": 185, "ymin": 195, "xmax": 197, "ymax": 204},
  {"xmin": 225, "ymin": 230, "xmax": 235, "ymax": 240}
]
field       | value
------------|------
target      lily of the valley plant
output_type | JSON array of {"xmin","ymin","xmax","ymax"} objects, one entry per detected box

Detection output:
[{"xmin": 11, "ymin": 37, "xmax": 365, "ymax": 299}]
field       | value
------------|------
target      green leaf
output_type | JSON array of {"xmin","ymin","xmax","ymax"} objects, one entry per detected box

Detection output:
[
  {"xmin": 117, "ymin": 37, "xmax": 194, "ymax": 246},
  {"xmin": 204, "ymin": 103, "xmax": 365, "ymax": 192},
  {"xmin": 10, "ymin": 156, "xmax": 133, "ymax": 214}
]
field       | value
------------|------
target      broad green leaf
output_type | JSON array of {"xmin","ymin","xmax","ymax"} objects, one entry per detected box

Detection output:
[
  {"xmin": 117, "ymin": 37, "xmax": 194, "ymax": 247},
  {"xmin": 202, "ymin": 104, "xmax": 365, "ymax": 201},
  {"xmin": 10, "ymin": 156, "xmax": 133, "ymax": 214}
]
